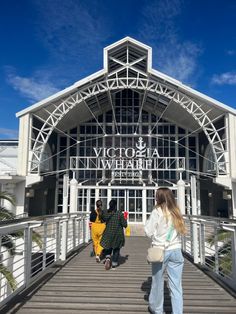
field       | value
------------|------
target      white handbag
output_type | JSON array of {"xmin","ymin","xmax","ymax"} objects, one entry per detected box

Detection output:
[{"xmin": 147, "ymin": 224, "xmax": 174, "ymax": 263}]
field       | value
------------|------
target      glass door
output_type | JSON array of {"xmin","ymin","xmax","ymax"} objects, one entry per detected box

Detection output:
[
  {"xmin": 126, "ymin": 189, "xmax": 142, "ymax": 222},
  {"xmin": 111, "ymin": 189, "xmax": 126, "ymax": 213}
]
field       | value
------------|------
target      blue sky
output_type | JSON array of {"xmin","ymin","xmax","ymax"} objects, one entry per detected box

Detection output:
[{"xmin": 0, "ymin": 0, "xmax": 236, "ymax": 139}]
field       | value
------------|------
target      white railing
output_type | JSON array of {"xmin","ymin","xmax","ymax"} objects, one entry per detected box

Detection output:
[
  {"xmin": 0, "ymin": 213, "xmax": 90, "ymax": 307},
  {"xmin": 183, "ymin": 215, "xmax": 236, "ymax": 291}
]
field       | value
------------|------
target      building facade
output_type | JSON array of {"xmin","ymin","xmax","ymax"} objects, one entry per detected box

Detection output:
[
  {"xmin": 15, "ymin": 37, "xmax": 236, "ymax": 221},
  {"xmin": 0, "ymin": 140, "xmax": 25, "ymax": 216}
]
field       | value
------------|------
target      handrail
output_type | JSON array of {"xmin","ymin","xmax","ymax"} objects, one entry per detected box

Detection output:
[
  {"xmin": 0, "ymin": 212, "xmax": 88, "ymax": 226},
  {"xmin": 182, "ymin": 215, "xmax": 236, "ymax": 292},
  {"xmin": 184, "ymin": 214, "xmax": 236, "ymax": 224},
  {"xmin": 0, "ymin": 212, "xmax": 90, "ymax": 307}
]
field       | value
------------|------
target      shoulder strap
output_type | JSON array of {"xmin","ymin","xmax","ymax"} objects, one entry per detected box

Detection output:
[
  {"xmin": 166, "ymin": 224, "xmax": 174, "ymax": 242},
  {"xmin": 164, "ymin": 224, "xmax": 174, "ymax": 249}
]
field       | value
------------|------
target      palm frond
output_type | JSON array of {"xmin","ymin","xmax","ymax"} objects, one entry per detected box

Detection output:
[
  {"xmin": 0, "ymin": 263, "xmax": 17, "ymax": 291},
  {"xmin": 0, "ymin": 207, "xmax": 15, "ymax": 221},
  {"xmin": 10, "ymin": 230, "xmax": 43, "ymax": 250},
  {"xmin": 1, "ymin": 235, "xmax": 15, "ymax": 255},
  {"xmin": 0, "ymin": 192, "xmax": 16, "ymax": 206},
  {"xmin": 207, "ymin": 230, "xmax": 231, "ymax": 246},
  {"xmin": 32, "ymin": 231, "xmax": 43, "ymax": 249},
  {"xmin": 219, "ymin": 252, "xmax": 232, "ymax": 276}
]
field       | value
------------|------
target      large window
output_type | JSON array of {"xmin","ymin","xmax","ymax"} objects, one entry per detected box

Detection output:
[{"xmin": 55, "ymin": 89, "xmax": 199, "ymax": 211}]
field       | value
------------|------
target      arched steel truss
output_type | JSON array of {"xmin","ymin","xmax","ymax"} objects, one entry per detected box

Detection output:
[{"xmin": 30, "ymin": 77, "xmax": 227, "ymax": 175}]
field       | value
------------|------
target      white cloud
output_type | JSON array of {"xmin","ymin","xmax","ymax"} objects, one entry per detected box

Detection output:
[
  {"xmin": 33, "ymin": 0, "xmax": 110, "ymax": 65},
  {"xmin": 226, "ymin": 50, "xmax": 236, "ymax": 56},
  {"xmin": 212, "ymin": 72, "xmax": 236, "ymax": 85},
  {"xmin": 7, "ymin": 70, "xmax": 59, "ymax": 102},
  {"xmin": 138, "ymin": 0, "xmax": 202, "ymax": 84},
  {"xmin": 0, "ymin": 128, "xmax": 18, "ymax": 139}
]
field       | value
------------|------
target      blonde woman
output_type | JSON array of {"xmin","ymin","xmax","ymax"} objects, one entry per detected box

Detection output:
[{"xmin": 145, "ymin": 188, "xmax": 186, "ymax": 314}]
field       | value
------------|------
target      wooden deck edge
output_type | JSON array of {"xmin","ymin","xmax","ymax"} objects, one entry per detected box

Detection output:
[{"xmin": 0, "ymin": 242, "xmax": 91, "ymax": 314}]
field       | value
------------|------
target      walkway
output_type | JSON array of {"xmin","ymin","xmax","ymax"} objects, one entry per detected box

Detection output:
[{"xmin": 4, "ymin": 237, "xmax": 236, "ymax": 314}]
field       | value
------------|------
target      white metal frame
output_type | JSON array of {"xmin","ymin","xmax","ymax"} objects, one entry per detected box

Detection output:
[
  {"xmin": 30, "ymin": 77, "xmax": 227, "ymax": 176},
  {"xmin": 183, "ymin": 215, "xmax": 236, "ymax": 291},
  {"xmin": 0, "ymin": 213, "xmax": 90, "ymax": 307}
]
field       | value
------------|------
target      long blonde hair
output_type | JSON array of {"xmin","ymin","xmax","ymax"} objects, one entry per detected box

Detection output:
[{"xmin": 155, "ymin": 188, "xmax": 186, "ymax": 235}]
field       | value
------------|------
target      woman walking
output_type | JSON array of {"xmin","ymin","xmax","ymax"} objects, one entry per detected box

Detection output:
[
  {"xmin": 145, "ymin": 188, "xmax": 185, "ymax": 314},
  {"xmin": 90, "ymin": 199, "xmax": 106, "ymax": 263},
  {"xmin": 100, "ymin": 199, "xmax": 127, "ymax": 270}
]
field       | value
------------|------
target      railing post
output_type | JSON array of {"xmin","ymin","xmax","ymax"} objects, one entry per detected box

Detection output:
[
  {"xmin": 42, "ymin": 222, "xmax": 47, "ymax": 270},
  {"xmin": 60, "ymin": 219, "xmax": 68, "ymax": 261},
  {"xmin": 85, "ymin": 216, "xmax": 90, "ymax": 243},
  {"xmin": 55, "ymin": 220, "xmax": 60, "ymax": 261},
  {"xmin": 72, "ymin": 218, "xmax": 76, "ymax": 249},
  {"xmin": 199, "ymin": 222, "xmax": 205, "ymax": 265},
  {"xmin": 60, "ymin": 174, "xmax": 69, "ymax": 261},
  {"xmin": 177, "ymin": 172, "xmax": 185, "ymax": 215},
  {"xmin": 82, "ymin": 217, "xmax": 86, "ymax": 243},
  {"xmin": 231, "ymin": 226, "xmax": 236, "ymax": 286},
  {"xmin": 24, "ymin": 225, "xmax": 32, "ymax": 286},
  {"xmin": 214, "ymin": 225, "xmax": 219, "ymax": 274}
]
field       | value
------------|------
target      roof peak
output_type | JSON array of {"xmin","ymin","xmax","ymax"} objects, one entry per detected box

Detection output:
[{"xmin": 104, "ymin": 36, "xmax": 152, "ymax": 73}]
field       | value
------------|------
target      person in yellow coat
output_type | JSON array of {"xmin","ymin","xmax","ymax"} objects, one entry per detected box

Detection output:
[{"xmin": 90, "ymin": 200, "xmax": 106, "ymax": 262}]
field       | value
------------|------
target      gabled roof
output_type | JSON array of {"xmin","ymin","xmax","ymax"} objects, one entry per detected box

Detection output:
[{"xmin": 16, "ymin": 36, "xmax": 236, "ymax": 120}]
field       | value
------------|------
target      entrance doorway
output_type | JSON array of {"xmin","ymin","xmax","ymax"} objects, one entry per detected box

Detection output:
[
  {"xmin": 110, "ymin": 189, "xmax": 143, "ymax": 223},
  {"xmin": 77, "ymin": 185, "xmax": 179, "ymax": 224}
]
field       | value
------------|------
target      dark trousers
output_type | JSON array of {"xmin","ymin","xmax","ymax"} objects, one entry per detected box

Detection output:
[{"xmin": 103, "ymin": 247, "xmax": 120, "ymax": 265}]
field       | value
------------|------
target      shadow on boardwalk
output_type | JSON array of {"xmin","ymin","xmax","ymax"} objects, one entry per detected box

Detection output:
[{"xmin": 2, "ymin": 237, "xmax": 236, "ymax": 314}]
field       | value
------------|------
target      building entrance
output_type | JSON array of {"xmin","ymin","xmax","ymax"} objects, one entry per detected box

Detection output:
[
  {"xmin": 77, "ymin": 185, "xmax": 177, "ymax": 224},
  {"xmin": 111, "ymin": 189, "xmax": 143, "ymax": 223}
]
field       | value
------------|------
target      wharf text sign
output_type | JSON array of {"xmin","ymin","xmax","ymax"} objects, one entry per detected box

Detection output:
[{"xmin": 70, "ymin": 137, "xmax": 185, "ymax": 178}]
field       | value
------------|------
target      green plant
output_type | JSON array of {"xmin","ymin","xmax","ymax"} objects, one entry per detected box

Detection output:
[
  {"xmin": 0, "ymin": 191, "xmax": 42, "ymax": 291},
  {"xmin": 207, "ymin": 229, "xmax": 232, "ymax": 276}
]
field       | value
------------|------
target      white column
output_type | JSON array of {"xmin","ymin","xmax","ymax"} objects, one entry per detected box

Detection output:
[
  {"xmin": 86, "ymin": 189, "xmax": 91, "ymax": 213},
  {"xmin": 232, "ymin": 182, "xmax": 236, "ymax": 218},
  {"xmin": 61, "ymin": 174, "xmax": 69, "ymax": 260},
  {"xmin": 15, "ymin": 181, "xmax": 26, "ymax": 216},
  {"xmin": 191, "ymin": 176, "xmax": 197, "ymax": 216},
  {"xmin": 142, "ymin": 187, "xmax": 147, "ymax": 224},
  {"xmin": 95, "ymin": 187, "xmax": 100, "ymax": 202},
  {"xmin": 69, "ymin": 176, "xmax": 78, "ymax": 213},
  {"xmin": 191, "ymin": 175, "xmax": 200, "ymax": 263},
  {"xmin": 107, "ymin": 186, "xmax": 112, "ymax": 204},
  {"xmin": 62, "ymin": 174, "xmax": 69, "ymax": 214},
  {"xmin": 17, "ymin": 114, "xmax": 31, "ymax": 176},
  {"xmin": 177, "ymin": 172, "xmax": 185, "ymax": 215}
]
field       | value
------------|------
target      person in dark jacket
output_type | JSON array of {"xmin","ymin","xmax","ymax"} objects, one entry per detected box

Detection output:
[
  {"xmin": 100, "ymin": 199, "xmax": 127, "ymax": 270},
  {"xmin": 90, "ymin": 200, "xmax": 105, "ymax": 263}
]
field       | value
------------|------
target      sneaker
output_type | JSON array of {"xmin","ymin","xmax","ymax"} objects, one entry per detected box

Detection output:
[
  {"xmin": 95, "ymin": 255, "xmax": 101, "ymax": 263},
  {"xmin": 104, "ymin": 258, "xmax": 111, "ymax": 270}
]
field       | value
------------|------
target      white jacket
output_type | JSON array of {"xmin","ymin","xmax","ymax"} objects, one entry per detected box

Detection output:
[{"xmin": 145, "ymin": 207, "xmax": 181, "ymax": 250}]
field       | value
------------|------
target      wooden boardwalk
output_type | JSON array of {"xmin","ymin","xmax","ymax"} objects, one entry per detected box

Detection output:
[{"xmin": 4, "ymin": 237, "xmax": 236, "ymax": 314}]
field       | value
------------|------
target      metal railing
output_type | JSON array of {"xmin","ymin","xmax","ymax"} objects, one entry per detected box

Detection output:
[
  {"xmin": 0, "ymin": 213, "xmax": 90, "ymax": 307},
  {"xmin": 183, "ymin": 215, "xmax": 236, "ymax": 291}
]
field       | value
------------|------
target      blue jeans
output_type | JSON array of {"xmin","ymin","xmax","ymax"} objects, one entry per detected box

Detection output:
[{"xmin": 149, "ymin": 248, "xmax": 184, "ymax": 314}]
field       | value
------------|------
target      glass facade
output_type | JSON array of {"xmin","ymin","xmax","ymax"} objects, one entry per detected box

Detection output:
[{"xmin": 55, "ymin": 89, "xmax": 199, "ymax": 219}]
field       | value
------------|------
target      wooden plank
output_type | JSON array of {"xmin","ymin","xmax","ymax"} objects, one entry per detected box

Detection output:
[{"xmin": 4, "ymin": 237, "xmax": 236, "ymax": 314}]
